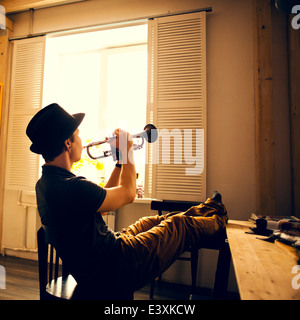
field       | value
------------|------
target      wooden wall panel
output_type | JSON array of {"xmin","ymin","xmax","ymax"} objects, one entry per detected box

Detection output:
[
  {"xmin": 288, "ymin": 15, "xmax": 300, "ymax": 217},
  {"xmin": 253, "ymin": 0, "xmax": 276, "ymax": 215}
]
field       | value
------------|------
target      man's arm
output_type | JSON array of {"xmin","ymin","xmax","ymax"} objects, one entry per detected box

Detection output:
[
  {"xmin": 104, "ymin": 163, "xmax": 121, "ymax": 188},
  {"xmin": 97, "ymin": 129, "xmax": 136, "ymax": 212}
]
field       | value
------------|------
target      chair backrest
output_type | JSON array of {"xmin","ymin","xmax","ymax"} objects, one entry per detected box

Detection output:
[
  {"xmin": 37, "ymin": 226, "xmax": 74, "ymax": 300},
  {"xmin": 151, "ymin": 200, "xmax": 200, "ymax": 215}
]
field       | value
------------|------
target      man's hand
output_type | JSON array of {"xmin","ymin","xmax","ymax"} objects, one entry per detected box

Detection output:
[
  {"xmin": 113, "ymin": 129, "xmax": 133, "ymax": 151},
  {"xmin": 106, "ymin": 129, "xmax": 134, "ymax": 163},
  {"xmin": 98, "ymin": 128, "xmax": 136, "ymax": 212}
]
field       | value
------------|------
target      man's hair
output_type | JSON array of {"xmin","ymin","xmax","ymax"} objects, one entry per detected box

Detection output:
[{"xmin": 42, "ymin": 133, "xmax": 75, "ymax": 163}]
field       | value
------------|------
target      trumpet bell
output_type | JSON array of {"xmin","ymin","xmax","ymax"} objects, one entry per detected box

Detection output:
[{"xmin": 141, "ymin": 124, "xmax": 158, "ymax": 143}]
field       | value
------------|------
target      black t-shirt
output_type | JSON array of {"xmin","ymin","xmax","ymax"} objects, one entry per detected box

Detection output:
[{"xmin": 36, "ymin": 165, "xmax": 121, "ymax": 283}]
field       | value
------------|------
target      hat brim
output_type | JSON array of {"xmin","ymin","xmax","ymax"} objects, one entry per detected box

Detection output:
[
  {"xmin": 73, "ymin": 112, "xmax": 85, "ymax": 129},
  {"xmin": 30, "ymin": 112, "xmax": 85, "ymax": 154}
]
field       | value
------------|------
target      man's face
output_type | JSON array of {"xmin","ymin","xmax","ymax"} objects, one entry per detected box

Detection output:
[{"xmin": 70, "ymin": 128, "xmax": 82, "ymax": 163}]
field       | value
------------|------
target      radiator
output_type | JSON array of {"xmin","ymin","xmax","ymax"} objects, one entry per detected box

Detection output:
[{"xmin": 102, "ymin": 211, "xmax": 116, "ymax": 231}]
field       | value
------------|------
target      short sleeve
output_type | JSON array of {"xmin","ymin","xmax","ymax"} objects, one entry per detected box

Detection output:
[{"xmin": 67, "ymin": 176, "xmax": 107, "ymax": 213}]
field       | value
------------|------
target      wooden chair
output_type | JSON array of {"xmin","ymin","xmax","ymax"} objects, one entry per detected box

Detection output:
[
  {"xmin": 37, "ymin": 226, "xmax": 78, "ymax": 300},
  {"xmin": 37, "ymin": 226, "xmax": 134, "ymax": 300},
  {"xmin": 149, "ymin": 200, "xmax": 231, "ymax": 299}
]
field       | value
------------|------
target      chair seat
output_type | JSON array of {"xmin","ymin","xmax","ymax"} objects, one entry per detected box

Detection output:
[{"xmin": 46, "ymin": 274, "xmax": 77, "ymax": 300}]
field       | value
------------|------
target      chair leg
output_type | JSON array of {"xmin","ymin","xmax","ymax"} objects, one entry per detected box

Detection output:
[
  {"xmin": 150, "ymin": 274, "xmax": 162, "ymax": 299},
  {"xmin": 150, "ymin": 279, "xmax": 155, "ymax": 300},
  {"xmin": 212, "ymin": 239, "xmax": 231, "ymax": 299},
  {"xmin": 190, "ymin": 248, "xmax": 198, "ymax": 294}
]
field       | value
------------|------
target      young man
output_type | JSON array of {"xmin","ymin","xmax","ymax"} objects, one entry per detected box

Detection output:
[{"xmin": 26, "ymin": 103, "xmax": 228, "ymax": 299}]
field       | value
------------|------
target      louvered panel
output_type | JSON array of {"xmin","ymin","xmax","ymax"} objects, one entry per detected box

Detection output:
[
  {"xmin": 12, "ymin": 41, "xmax": 44, "ymax": 114},
  {"xmin": 5, "ymin": 37, "xmax": 45, "ymax": 191},
  {"xmin": 156, "ymin": 165, "xmax": 204, "ymax": 201},
  {"xmin": 149, "ymin": 12, "xmax": 207, "ymax": 202},
  {"xmin": 7, "ymin": 114, "xmax": 39, "ymax": 189},
  {"xmin": 156, "ymin": 14, "xmax": 205, "ymax": 103},
  {"xmin": 157, "ymin": 106, "xmax": 204, "ymax": 129}
]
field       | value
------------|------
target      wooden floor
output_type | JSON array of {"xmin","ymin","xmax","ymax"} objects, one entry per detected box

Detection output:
[
  {"xmin": 0, "ymin": 255, "xmax": 39, "ymax": 300},
  {"xmin": 0, "ymin": 255, "xmax": 239, "ymax": 300}
]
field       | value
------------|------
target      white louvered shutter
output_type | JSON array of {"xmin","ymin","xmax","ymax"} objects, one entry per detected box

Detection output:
[
  {"xmin": 5, "ymin": 37, "xmax": 45, "ymax": 191},
  {"xmin": 146, "ymin": 12, "xmax": 207, "ymax": 202}
]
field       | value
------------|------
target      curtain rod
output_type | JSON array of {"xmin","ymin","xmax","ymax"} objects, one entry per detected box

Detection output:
[{"xmin": 9, "ymin": 7, "xmax": 212, "ymax": 41}]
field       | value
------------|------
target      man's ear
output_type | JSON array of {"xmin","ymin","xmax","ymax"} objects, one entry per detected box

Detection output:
[{"xmin": 65, "ymin": 139, "xmax": 71, "ymax": 150}]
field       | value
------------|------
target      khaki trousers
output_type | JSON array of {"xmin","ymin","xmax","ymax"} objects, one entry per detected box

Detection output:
[{"xmin": 117, "ymin": 198, "xmax": 228, "ymax": 291}]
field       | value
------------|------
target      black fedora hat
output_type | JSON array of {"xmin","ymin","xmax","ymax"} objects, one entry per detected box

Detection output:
[{"xmin": 26, "ymin": 103, "xmax": 85, "ymax": 154}]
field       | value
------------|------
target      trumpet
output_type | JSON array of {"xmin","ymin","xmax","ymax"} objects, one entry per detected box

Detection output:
[{"xmin": 83, "ymin": 124, "xmax": 158, "ymax": 160}]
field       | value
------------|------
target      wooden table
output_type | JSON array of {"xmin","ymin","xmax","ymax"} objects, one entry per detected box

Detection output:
[{"xmin": 226, "ymin": 220, "xmax": 300, "ymax": 300}]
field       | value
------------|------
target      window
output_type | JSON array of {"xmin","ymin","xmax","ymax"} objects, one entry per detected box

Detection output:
[
  {"xmin": 6, "ymin": 12, "xmax": 207, "ymax": 202},
  {"xmin": 43, "ymin": 23, "xmax": 148, "ymax": 187}
]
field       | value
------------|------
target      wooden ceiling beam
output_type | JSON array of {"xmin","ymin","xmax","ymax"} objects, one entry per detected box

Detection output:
[{"xmin": 0, "ymin": 0, "xmax": 86, "ymax": 14}]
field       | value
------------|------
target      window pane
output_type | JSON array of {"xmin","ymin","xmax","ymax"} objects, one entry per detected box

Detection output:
[
  {"xmin": 59, "ymin": 52, "xmax": 101, "ymax": 144},
  {"xmin": 102, "ymin": 46, "xmax": 147, "ymax": 186},
  {"xmin": 43, "ymin": 24, "xmax": 148, "ymax": 194}
]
